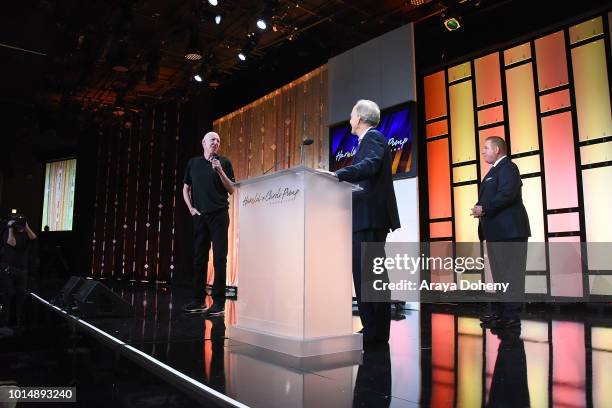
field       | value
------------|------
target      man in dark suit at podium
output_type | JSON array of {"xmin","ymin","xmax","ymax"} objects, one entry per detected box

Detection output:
[
  {"xmin": 471, "ymin": 136, "xmax": 530, "ymax": 329},
  {"xmin": 334, "ymin": 99, "xmax": 400, "ymax": 346}
]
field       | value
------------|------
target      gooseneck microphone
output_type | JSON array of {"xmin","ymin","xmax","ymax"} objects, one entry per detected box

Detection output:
[{"xmin": 300, "ymin": 138, "xmax": 315, "ymax": 165}]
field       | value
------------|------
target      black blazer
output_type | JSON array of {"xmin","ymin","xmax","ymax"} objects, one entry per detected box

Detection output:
[
  {"xmin": 335, "ymin": 129, "xmax": 401, "ymax": 233},
  {"xmin": 477, "ymin": 156, "xmax": 531, "ymax": 241}
]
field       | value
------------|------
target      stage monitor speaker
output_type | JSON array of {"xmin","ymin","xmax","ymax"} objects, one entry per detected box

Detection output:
[
  {"xmin": 73, "ymin": 280, "xmax": 135, "ymax": 318},
  {"xmin": 58, "ymin": 276, "xmax": 86, "ymax": 307}
]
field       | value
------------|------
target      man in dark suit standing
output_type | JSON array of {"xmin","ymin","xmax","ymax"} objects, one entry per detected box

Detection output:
[
  {"xmin": 333, "ymin": 100, "xmax": 400, "ymax": 345},
  {"xmin": 471, "ymin": 136, "xmax": 530, "ymax": 329}
]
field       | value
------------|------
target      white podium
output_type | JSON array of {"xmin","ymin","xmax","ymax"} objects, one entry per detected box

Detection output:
[{"xmin": 228, "ymin": 166, "xmax": 362, "ymax": 357}]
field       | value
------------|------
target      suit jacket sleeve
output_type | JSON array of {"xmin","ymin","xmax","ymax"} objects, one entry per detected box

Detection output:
[
  {"xmin": 482, "ymin": 163, "xmax": 522, "ymax": 217},
  {"xmin": 334, "ymin": 134, "xmax": 385, "ymax": 182}
]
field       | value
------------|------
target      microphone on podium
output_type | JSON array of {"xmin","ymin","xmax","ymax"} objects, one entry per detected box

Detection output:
[{"xmin": 300, "ymin": 138, "xmax": 314, "ymax": 165}]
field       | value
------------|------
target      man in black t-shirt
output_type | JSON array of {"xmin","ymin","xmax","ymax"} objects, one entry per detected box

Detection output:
[
  {"xmin": 0, "ymin": 214, "xmax": 37, "ymax": 327},
  {"xmin": 182, "ymin": 131, "xmax": 235, "ymax": 316}
]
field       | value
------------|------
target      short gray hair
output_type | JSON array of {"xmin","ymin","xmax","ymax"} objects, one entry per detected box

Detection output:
[
  {"xmin": 485, "ymin": 136, "xmax": 507, "ymax": 154},
  {"xmin": 354, "ymin": 100, "xmax": 380, "ymax": 126},
  {"xmin": 202, "ymin": 131, "xmax": 220, "ymax": 141}
]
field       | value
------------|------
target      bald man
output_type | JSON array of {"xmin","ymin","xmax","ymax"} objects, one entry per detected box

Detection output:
[{"xmin": 182, "ymin": 132, "xmax": 235, "ymax": 316}]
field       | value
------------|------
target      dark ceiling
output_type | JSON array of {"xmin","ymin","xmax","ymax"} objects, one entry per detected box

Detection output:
[{"xmin": 0, "ymin": 0, "xmax": 447, "ymax": 115}]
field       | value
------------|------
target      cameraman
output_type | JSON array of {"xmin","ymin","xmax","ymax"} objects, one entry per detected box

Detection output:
[{"xmin": 0, "ymin": 214, "xmax": 37, "ymax": 327}]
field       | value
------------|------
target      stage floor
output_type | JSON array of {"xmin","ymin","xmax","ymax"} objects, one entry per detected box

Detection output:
[{"xmin": 2, "ymin": 281, "xmax": 611, "ymax": 407}]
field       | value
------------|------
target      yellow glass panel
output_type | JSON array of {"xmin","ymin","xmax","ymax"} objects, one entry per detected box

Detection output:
[
  {"xmin": 458, "ymin": 332, "xmax": 482, "ymax": 408},
  {"xmin": 525, "ymin": 331, "xmax": 550, "ymax": 408},
  {"xmin": 593, "ymin": 349, "xmax": 612, "ymax": 408},
  {"xmin": 592, "ymin": 327, "xmax": 612, "ymax": 351},
  {"xmin": 514, "ymin": 155, "xmax": 541, "ymax": 174},
  {"xmin": 458, "ymin": 317, "xmax": 481, "ymax": 335},
  {"xmin": 572, "ymin": 40, "xmax": 612, "ymax": 141},
  {"xmin": 569, "ymin": 16, "xmax": 604, "ymax": 44},
  {"xmin": 506, "ymin": 63, "xmax": 539, "ymax": 153},
  {"xmin": 453, "ymin": 184, "xmax": 479, "ymax": 242},
  {"xmin": 589, "ymin": 275, "xmax": 612, "ymax": 295},
  {"xmin": 453, "ymin": 164, "xmax": 477, "ymax": 183},
  {"xmin": 525, "ymin": 275, "xmax": 547, "ymax": 294},
  {"xmin": 523, "ymin": 177, "xmax": 546, "ymax": 271},
  {"xmin": 522, "ymin": 320, "xmax": 549, "ymax": 342},
  {"xmin": 580, "ymin": 141, "xmax": 612, "ymax": 165},
  {"xmin": 449, "ymin": 81, "xmax": 476, "ymax": 164},
  {"xmin": 582, "ymin": 166, "xmax": 612, "ymax": 242},
  {"xmin": 460, "ymin": 273, "xmax": 483, "ymax": 286},
  {"xmin": 448, "ymin": 61, "xmax": 471, "ymax": 82},
  {"xmin": 504, "ymin": 42, "xmax": 531, "ymax": 66}
]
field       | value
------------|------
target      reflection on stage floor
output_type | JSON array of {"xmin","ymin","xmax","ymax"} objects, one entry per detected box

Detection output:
[{"xmin": 3, "ymin": 282, "xmax": 610, "ymax": 407}]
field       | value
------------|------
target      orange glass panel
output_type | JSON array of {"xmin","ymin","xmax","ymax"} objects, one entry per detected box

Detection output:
[
  {"xmin": 430, "ymin": 242, "xmax": 454, "ymax": 284},
  {"xmin": 430, "ymin": 221, "xmax": 452, "ymax": 238},
  {"xmin": 453, "ymin": 184, "xmax": 479, "ymax": 242},
  {"xmin": 427, "ymin": 138, "xmax": 452, "ymax": 219},
  {"xmin": 549, "ymin": 236, "xmax": 583, "ymax": 297},
  {"xmin": 424, "ymin": 71, "xmax": 447, "ymax": 121},
  {"xmin": 535, "ymin": 31, "xmax": 569, "ymax": 91},
  {"xmin": 426, "ymin": 119, "xmax": 448, "ymax": 139},
  {"xmin": 552, "ymin": 322, "xmax": 586, "ymax": 407},
  {"xmin": 432, "ymin": 314, "xmax": 455, "ymax": 407},
  {"xmin": 448, "ymin": 61, "xmax": 471, "ymax": 82},
  {"xmin": 478, "ymin": 126, "xmax": 505, "ymax": 180},
  {"xmin": 548, "ymin": 212, "xmax": 580, "ymax": 233},
  {"xmin": 506, "ymin": 63, "xmax": 539, "ymax": 153},
  {"xmin": 569, "ymin": 16, "xmax": 604, "ymax": 44},
  {"xmin": 449, "ymin": 81, "xmax": 476, "ymax": 164},
  {"xmin": 572, "ymin": 40, "xmax": 612, "ymax": 141},
  {"xmin": 504, "ymin": 42, "xmax": 531, "ymax": 66},
  {"xmin": 474, "ymin": 52, "xmax": 502, "ymax": 106},
  {"xmin": 539, "ymin": 89, "xmax": 571, "ymax": 113},
  {"xmin": 541, "ymin": 112, "xmax": 579, "ymax": 209},
  {"xmin": 477, "ymin": 105, "xmax": 504, "ymax": 127}
]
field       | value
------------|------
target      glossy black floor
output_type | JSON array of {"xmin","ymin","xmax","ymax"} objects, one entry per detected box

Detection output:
[{"xmin": 1, "ymin": 279, "xmax": 611, "ymax": 407}]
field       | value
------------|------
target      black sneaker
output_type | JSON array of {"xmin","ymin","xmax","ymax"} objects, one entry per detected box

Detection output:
[
  {"xmin": 182, "ymin": 301, "xmax": 208, "ymax": 313},
  {"xmin": 206, "ymin": 305, "xmax": 225, "ymax": 317}
]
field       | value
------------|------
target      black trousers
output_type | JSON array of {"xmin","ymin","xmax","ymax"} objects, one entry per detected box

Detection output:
[
  {"xmin": 0, "ymin": 265, "xmax": 27, "ymax": 326},
  {"xmin": 192, "ymin": 210, "xmax": 229, "ymax": 304},
  {"xmin": 486, "ymin": 238, "xmax": 528, "ymax": 319},
  {"xmin": 353, "ymin": 229, "xmax": 391, "ymax": 343}
]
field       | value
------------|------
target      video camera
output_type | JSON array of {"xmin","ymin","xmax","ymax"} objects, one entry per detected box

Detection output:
[{"xmin": 8, "ymin": 214, "xmax": 27, "ymax": 228}]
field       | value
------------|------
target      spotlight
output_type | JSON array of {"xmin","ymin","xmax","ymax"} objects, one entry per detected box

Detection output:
[
  {"xmin": 215, "ymin": 15, "xmax": 222, "ymax": 24},
  {"xmin": 184, "ymin": 31, "xmax": 203, "ymax": 60},
  {"xmin": 208, "ymin": 0, "xmax": 218, "ymax": 6},
  {"xmin": 238, "ymin": 52, "xmax": 246, "ymax": 61},
  {"xmin": 194, "ymin": 74, "xmax": 202, "ymax": 82},
  {"xmin": 443, "ymin": 16, "xmax": 461, "ymax": 31},
  {"xmin": 256, "ymin": 19, "xmax": 267, "ymax": 30}
]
